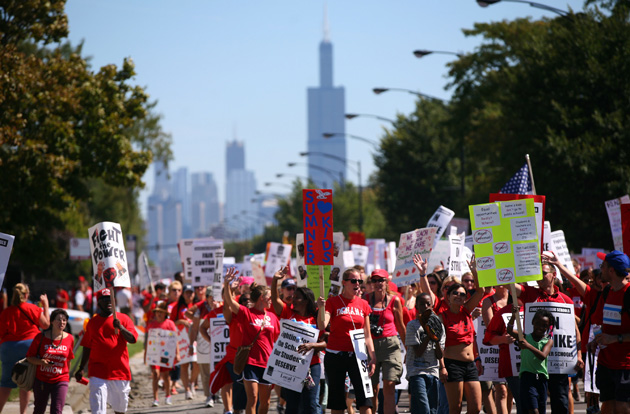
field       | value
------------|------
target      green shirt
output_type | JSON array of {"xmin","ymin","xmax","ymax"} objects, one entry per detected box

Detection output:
[{"xmin": 519, "ymin": 333, "xmax": 549, "ymax": 379}]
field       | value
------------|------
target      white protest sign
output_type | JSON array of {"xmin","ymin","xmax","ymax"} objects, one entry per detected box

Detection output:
[
  {"xmin": 549, "ymin": 230, "xmax": 575, "ymax": 274},
  {"xmin": 69, "ymin": 237, "xmax": 90, "ymax": 261},
  {"xmin": 0, "ymin": 232, "xmax": 15, "ymax": 289},
  {"xmin": 502, "ymin": 310, "xmax": 524, "ymax": 376},
  {"xmin": 427, "ymin": 239, "xmax": 450, "ymax": 274},
  {"xmin": 265, "ymin": 243, "xmax": 293, "ymax": 278},
  {"xmin": 295, "ymin": 234, "xmax": 308, "ymax": 287},
  {"xmin": 351, "ymin": 244, "xmax": 369, "ymax": 268},
  {"xmin": 366, "ymin": 239, "xmax": 386, "ymax": 269},
  {"xmin": 350, "ymin": 329, "xmax": 374, "ymax": 398},
  {"xmin": 263, "ymin": 320, "xmax": 319, "ymax": 392},
  {"xmin": 137, "ymin": 251, "xmax": 152, "ymax": 290},
  {"xmin": 146, "ymin": 328, "xmax": 178, "ymax": 368},
  {"xmin": 343, "ymin": 251, "xmax": 356, "ymax": 268},
  {"xmin": 543, "ymin": 221, "xmax": 552, "ymax": 252},
  {"xmin": 252, "ymin": 259, "xmax": 266, "ymax": 286},
  {"xmin": 191, "ymin": 239, "xmax": 224, "ymax": 288},
  {"xmin": 427, "ymin": 205, "xmax": 456, "ymax": 248},
  {"xmin": 209, "ymin": 317, "xmax": 230, "ymax": 372},
  {"xmin": 524, "ymin": 302, "xmax": 577, "ymax": 374},
  {"xmin": 88, "ymin": 222, "xmax": 130, "ymax": 292},
  {"xmin": 583, "ymin": 324, "xmax": 600, "ymax": 394},
  {"xmin": 605, "ymin": 195, "xmax": 630, "ymax": 251},
  {"xmin": 241, "ymin": 256, "xmax": 253, "ymax": 278},
  {"xmin": 386, "ymin": 242, "xmax": 397, "ymax": 274},
  {"xmin": 175, "ymin": 327, "xmax": 196, "ymax": 365},
  {"xmin": 392, "ymin": 227, "xmax": 438, "ymax": 287},
  {"xmin": 448, "ymin": 232, "xmax": 470, "ymax": 277},
  {"xmin": 474, "ymin": 317, "xmax": 501, "ymax": 381}
]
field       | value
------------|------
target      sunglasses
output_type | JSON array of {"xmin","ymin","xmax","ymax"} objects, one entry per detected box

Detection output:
[
  {"xmin": 462, "ymin": 279, "xmax": 474, "ymax": 284},
  {"xmin": 344, "ymin": 279, "xmax": 363, "ymax": 284},
  {"xmin": 371, "ymin": 279, "xmax": 386, "ymax": 283},
  {"xmin": 451, "ymin": 291, "xmax": 467, "ymax": 297},
  {"xmin": 284, "ymin": 286, "xmax": 296, "ymax": 291}
]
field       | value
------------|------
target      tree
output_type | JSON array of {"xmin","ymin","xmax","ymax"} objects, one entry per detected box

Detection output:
[{"xmin": 0, "ymin": 1, "xmax": 172, "ymax": 277}]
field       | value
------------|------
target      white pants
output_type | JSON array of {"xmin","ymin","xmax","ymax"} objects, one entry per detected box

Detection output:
[{"xmin": 89, "ymin": 377, "xmax": 131, "ymax": 414}]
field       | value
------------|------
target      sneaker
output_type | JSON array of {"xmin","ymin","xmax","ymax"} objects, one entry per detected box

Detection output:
[
  {"xmin": 216, "ymin": 394, "xmax": 223, "ymax": 404},
  {"xmin": 152, "ymin": 400, "xmax": 160, "ymax": 407},
  {"xmin": 277, "ymin": 404, "xmax": 285, "ymax": 414},
  {"xmin": 186, "ymin": 390, "xmax": 193, "ymax": 400},
  {"xmin": 165, "ymin": 396, "xmax": 173, "ymax": 405},
  {"xmin": 206, "ymin": 396, "xmax": 215, "ymax": 407},
  {"xmin": 171, "ymin": 386, "xmax": 178, "ymax": 395},
  {"xmin": 191, "ymin": 388, "xmax": 196, "ymax": 398},
  {"xmin": 158, "ymin": 379, "xmax": 164, "ymax": 388}
]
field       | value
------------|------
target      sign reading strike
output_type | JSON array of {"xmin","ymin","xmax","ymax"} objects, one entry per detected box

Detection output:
[
  {"xmin": 469, "ymin": 199, "xmax": 542, "ymax": 287},
  {"xmin": 209, "ymin": 317, "xmax": 230, "ymax": 372},
  {"xmin": 88, "ymin": 221, "xmax": 130, "ymax": 292},
  {"xmin": 302, "ymin": 189, "xmax": 333, "ymax": 265}
]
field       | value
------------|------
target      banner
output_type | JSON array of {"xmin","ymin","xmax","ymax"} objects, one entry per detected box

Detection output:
[
  {"xmin": 524, "ymin": 302, "xmax": 577, "ymax": 374},
  {"xmin": 209, "ymin": 317, "xmax": 230, "ymax": 372},
  {"xmin": 88, "ymin": 221, "xmax": 130, "ymax": 291},
  {"xmin": 0, "ymin": 232, "xmax": 15, "ymax": 290},
  {"xmin": 146, "ymin": 328, "xmax": 178, "ymax": 368},
  {"xmin": 265, "ymin": 243, "xmax": 293, "ymax": 278},
  {"xmin": 605, "ymin": 195, "xmax": 630, "ymax": 252},
  {"xmin": 69, "ymin": 238, "xmax": 90, "ymax": 261},
  {"xmin": 426, "ymin": 205, "xmax": 455, "ymax": 248},
  {"xmin": 474, "ymin": 317, "xmax": 500, "ymax": 381},
  {"xmin": 302, "ymin": 189, "xmax": 333, "ymax": 265},
  {"xmin": 392, "ymin": 227, "xmax": 437, "ymax": 287},
  {"xmin": 469, "ymin": 199, "xmax": 542, "ymax": 287},
  {"xmin": 490, "ymin": 194, "xmax": 546, "ymax": 254},
  {"xmin": 263, "ymin": 320, "xmax": 319, "ymax": 392}
]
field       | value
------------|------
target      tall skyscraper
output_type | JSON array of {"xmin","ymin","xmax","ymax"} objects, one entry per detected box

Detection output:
[
  {"xmin": 226, "ymin": 140, "xmax": 245, "ymax": 178},
  {"xmin": 224, "ymin": 141, "xmax": 260, "ymax": 240},
  {"xmin": 307, "ymin": 14, "xmax": 346, "ymax": 189},
  {"xmin": 190, "ymin": 172, "xmax": 220, "ymax": 237},
  {"xmin": 171, "ymin": 167, "xmax": 190, "ymax": 238}
]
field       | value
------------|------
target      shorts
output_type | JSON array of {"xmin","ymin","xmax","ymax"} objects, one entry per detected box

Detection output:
[
  {"xmin": 371, "ymin": 336, "xmax": 403, "ymax": 386},
  {"xmin": 520, "ymin": 371, "xmax": 548, "ymax": 414},
  {"xmin": 596, "ymin": 365, "xmax": 630, "ymax": 403},
  {"xmin": 0, "ymin": 339, "xmax": 33, "ymax": 388},
  {"xmin": 444, "ymin": 358, "xmax": 479, "ymax": 383},
  {"xmin": 242, "ymin": 364, "xmax": 272, "ymax": 385},
  {"xmin": 89, "ymin": 377, "xmax": 130, "ymax": 414},
  {"xmin": 480, "ymin": 380, "xmax": 494, "ymax": 391},
  {"xmin": 150, "ymin": 365, "xmax": 172, "ymax": 372},
  {"xmin": 324, "ymin": 351, "xmax": 373, "ymax": 410}
]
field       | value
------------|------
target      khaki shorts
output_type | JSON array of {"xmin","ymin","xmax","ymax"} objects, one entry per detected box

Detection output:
[{"xmin": 371, "ymin": 336, "xmax": 403, "ymax": 386}]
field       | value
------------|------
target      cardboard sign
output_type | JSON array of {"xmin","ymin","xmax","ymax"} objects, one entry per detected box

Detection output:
[
  {"xmin": 265, "ymin": 243, "xmax": 293, "ymax": 278},
  {"xmin": 297, "ymin": 232, "xmax": 344, "ymax": 295},
  {"xmin": 490, "ymin": 194, "xmax": 546, "ymax": 254},
  {"xmin": 502, "ymin": 310, "xmax": 524, "ymax": 376},
  {"xmin": 0, "ymin": 232, "xmax": 15, "ymax": 290},
  {"xmin": 469, "ymin": 199, "xmax": 542, "ymax": 287},
  {"xmin": 263, "ymin": 320, "xmax": 319, "ymax": 392},
  {"xmin": 605, "ymin": 195, "xmax": 630, "ymax": 251},
  {"xmin": 366, "ymin": 239, "xmax": 387, "ymax": 270},
  {"xmin": 473, "ymin": 317, "xmax": 501, "ymax": 381},
  {"xmin": 351, "ymin": 244, "xmax": 369, "ymax": 268},
  {"xmin": 146, "ymin": 328, "xmax": 178, "ymax": 368},
  {"xmin": 88, "ymin": 221, "xmax": 130, "ymax": 291},
  {"xmin": 449, "ymin": 232, "xmax": 471, "ymax": 277},
  {"xmin": 392, "ymin": 227, "xmax": 438, "ymax": 287},
  {"xmin": 622, "ymin": 204, "xmax": 630, "ymax": 254},
  {"xmin": 175, "ymin": 326, "xmax": 196, "ymax": 365},
  {"xmin": 69, "ymin": 237, "xmax": 90, "ymax": 261},
  {"xmin": 209, "ymin": 317, "xmax": 230, "ymax": 372},
  {"xmin": 524, "ymin": 302, "xmax": 577, "ymax": 374},
  {"xmin": 350, "ymin": 329, "xmax": 374, "ymax": 398},
  {"xmin": 190, "ymin": 239, "xmax": 224, "ymax": 289},
  {"xmin": 426, "ymin": 205, "xmax": 455, "ymax": 248},
  {"xmin": 549, "ymin": 230, "xmax": 575, "ymax": 274},
  {"xmin": 302, "ymin": 189, "xmax": 333, "ymax": 265},
  {"xmin": 349, "ymin": 232, "xmax": 366, "ymax": 246}
]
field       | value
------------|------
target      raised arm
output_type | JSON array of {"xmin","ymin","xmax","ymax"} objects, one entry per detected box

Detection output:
[
  {"xmin": 270, "ymin": 267, "xmax": 289, "ymax": 317},
  {"xmin": 39, "ymin": 294, "xmax": 50, "ymax": 329},
  {"xmin": 222, "ymin": 267, "xmax": 240, "ymax": 315},
  {"xmin": 545, "ymin": 251, "xmax": 587, "ymax": 296},
  {"xmin": 413, "ymin": 254, "xmax": 435, "ymax": 305},
  {"xmin": 464, "ymin": 256, "xmax": 491, "ymax": 313}
]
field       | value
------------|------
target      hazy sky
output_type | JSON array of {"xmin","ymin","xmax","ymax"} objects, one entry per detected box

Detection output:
[{"xmin": 65, "ymin": 0, "xmax": 584, "ymax": 217}]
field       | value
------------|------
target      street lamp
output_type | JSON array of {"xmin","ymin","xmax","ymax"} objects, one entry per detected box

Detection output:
[
  {"xmin": 322, "ymin": 132, "xmax": 379, "ymax": 149},
  {"xmin": 300, "ymin": 151, "xmax": 364, "ymax": 232},
  {"xmin": 264, "ymin": 182, "xmax": 292, "ymax": 189},
  {"xmin": 276, "ymin": 173, "xmax": 310, "ymax": 182},
  {"xmin": 345, "ymin": 113, "xmax": 395, "ymax": 124},
  {"xmin": 476, "ymin": 0, "xmax": 569, "ymax": 16},
  {"xmin": 413, "ymin": 50, "xmax": 463, "ymax": 58},
  {"xmin": 287, "ymin": 162, "xmax": 341, "ymax": 188},
  {"xmin": 372, "ymin": 87, "xmax": 446, "ymax": 103}
]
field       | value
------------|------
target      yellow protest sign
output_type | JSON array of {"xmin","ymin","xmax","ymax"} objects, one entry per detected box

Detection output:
[{"xmin": 469, "ymin": 198, "xmax": 543, "ymax": 287}]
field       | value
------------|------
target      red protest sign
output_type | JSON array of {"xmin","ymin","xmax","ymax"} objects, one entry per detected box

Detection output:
[
  {"xmin": 621, "ymin": 203, "xmax": 630, "ymax": 254},
  {"xmin": 302, "ymin": 189, "xmax": 334, "ymax": 265},
  {"xmin": 348, "ymin": 232, "xmax": 366, "ymax": 246}
]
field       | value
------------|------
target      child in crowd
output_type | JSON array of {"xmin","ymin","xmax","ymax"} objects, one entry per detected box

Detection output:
[{"xmin": 507, "ymin": 309, "xmax": 554, "ymax": 414}]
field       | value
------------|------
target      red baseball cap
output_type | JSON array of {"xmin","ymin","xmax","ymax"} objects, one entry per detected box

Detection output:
[
  {"xmin": 371, "ymin": 269, "xmax": 389, "ymax": 279},
  {"xmin": 95, "ymin": 288, "xmax": 111, "ymax": 300}
]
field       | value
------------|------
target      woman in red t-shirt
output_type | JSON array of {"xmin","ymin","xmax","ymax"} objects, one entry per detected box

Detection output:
[
  {"xmin": 318, "ymin": 268, "xmax": 376, "ymax": 414},
  {"xmin": 0, "ymin": 283, "xmax": 50, "ymax": 414},
  {"xmin": 224, "ymin": 269, "xmax": 280, "ymax": 414},
  {"xmin": 170, "ymin": 284, "xmax": 198, "ymax": 400},
  {"xmin": 26, "ymin": 308, "xmax": 74, "ymax": 414}
]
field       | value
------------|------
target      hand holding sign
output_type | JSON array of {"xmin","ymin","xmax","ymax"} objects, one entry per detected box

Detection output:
[{"xmin": 273, "ymin": 266, "xmax": 289, "ymax": 281}]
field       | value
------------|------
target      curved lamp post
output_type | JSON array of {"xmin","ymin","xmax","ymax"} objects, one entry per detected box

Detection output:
[
  {"xmin": 345, "ymin": 113, "xmax": 395, "ymax": 124},
  {"xmin": 287, "ymin": 162, "xmax": 340, "ymax": 188},
  {"xmin": 372, "ymin": 87, "xmax": 446, "ymax": 103},
  {"xmin": 476, "ymin": 0, "xmax": 568, "ymax": 16},
  {"xmin": 322, "ymin": 132, "xmax": 379, "ymax": 149},
  {"xmin": 413, "ymin": 50, "xmax": 463, "ymax": 58}
]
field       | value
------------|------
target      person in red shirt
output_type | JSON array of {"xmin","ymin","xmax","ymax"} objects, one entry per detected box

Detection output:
[
  {"xmin": 26, "ymin": 309, "xmax": 75, "ymax": 414},
  {"xmin": 0, "ymin": 283, "xmax": 50, "ymax": 414},
  {"xmin": 318, "ymin": 267, "xmax": 376, "ymax": 414},
  {"xmin": 55, "ymin": 286, "xmax": 69, "ymax": 310},
  {"xmin": 170, "ymin": 284, "xmax": 198, "ymax": 400},
  {"xmin": 589, "ymin": 250, "xmax": 630, "ymax": 414},
  {"xmin": 224, "ymin": 268, "xmax": 280, "ymax": 414},
  {"xmin": 74, "ymin": 288, "xmax": 138, "ymax": 414}
]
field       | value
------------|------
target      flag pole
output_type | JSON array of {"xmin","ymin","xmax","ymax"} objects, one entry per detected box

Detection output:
[{"xmin": 525, "ymin": 154, "xmax": 537, "ymax": 196}]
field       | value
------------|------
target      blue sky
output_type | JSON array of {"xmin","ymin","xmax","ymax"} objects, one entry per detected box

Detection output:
[{"xmin": 65, "ymin": 0, "xmax": 584, "ymax": 217}]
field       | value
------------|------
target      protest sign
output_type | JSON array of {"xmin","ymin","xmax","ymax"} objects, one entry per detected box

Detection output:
[
  {"xmin": 490, "ymin": 194, "xmax": 546, "ymax": 254},
  {"xmin": 605, "ymin": 195, "xmax": 630, "ymax": 251},
  {"xmin": 524, "ymin": 302, "xmax": 577, "ymax": 374},
  {"xmin": 549, "ymin": 230, "xmax": 575, "ymax": 274},
  {"xmin": 473, "ymin": 317, "xmax": 500, "ymax": 381},
  {"xmin": 175, "ymin": 327, "xmax": 196, "ymax": 365},
  {"xmin": 137, "ymin": 251, "xmax": 152, "ymax": 290},
  {"xmin": 297, "ymin": 232, "xmax": 343, "ymax": 295},
  {"xmin": 366, "ymin": 239, "xmax": 387, "ymax": 270},
  {"xmin": 265, "ymin": 243, "xmax": 293, "ymax": 278},
  {"xmin": 146, "ymin": 328, "xmax": 178, "ymax": 368},
  {"xmin": 69, "ymin": 238, "xmax": 90, "ymax": 261},
  {"xmin": 543, "ymin": 221, "xmax": 552, "ymax": 253},
  {"xmin": 0, "ymin": 232, "xmax": 15, "ymax": 289},
  {"xmin": 252, "ymin": 259, "xmax": 266, "ymax": 286},
  {"xmin": 343, "ymin": 251, "xmax": 355, "ymax": 268},
  {"xmin": 348, "ymin": 232, "xmax": 366, "ymax": 246},
  {"xmin": 190, "ymin": 239, "xmax": 224, "ymax": 300},
  {"xmin": 584, "ymin": 324, "xmax": 600, "ymax": 394},
  {"xmin": 386, "ymin": 242, "xmax": 396, "ymax": 274},
  {"xmin": 351, "ymin": 244, "xmax": 369, "ymax": 267},
  {"xmin": 241, "ymin": 255, "xmax": 254, "ymax": 278},
  {"xmin": 426, "ymin": 205, "xmax": 455, "ymax": 248},
  {"xmin": 448, "ymin": 232, "xmax": 471, "ymax": 277},
  {"xmin": 501, "ymin": 310, "xmax": 524, "ymax": 376},
  {"xmin": 178, "ymin": 237, "xmax": 216, "ymax": 283},
  {"xmin": 295, "ymin": 233, "xmax": 309, "ymax": 288},
  {"xmin": 622, "ymin": 204, "xmax": 630, "ymax": 254},
  {"xmin": 89, "ymin": 222, "xmax": 130, "ymax": 291},
  {"xmin": 350, "ymin": 329, "xmax": 374, "ymax": 398},
  {"xmin": 209, "ymin": 317, "xmax": 230, "ymax": 372},
  {"xmin": 392, "ymin": 227, "xmax": 438, "ymax": 287},
  {"xmin": 449, "ymin": 217, "xmax": 470, "ymax": 236},
  {"xmin": 469, "ymin": 199, "xmax": 542, "ymax": 287},
  {"xmin": 263, "ymin": 320, "xmax": 319, "ymax": 392},
  {"xmin": 427, "ymin": 239, "xmax": 450, "ymax": 274},
  {"xmin": 302, "ymin": 189, "xmax": 333, "ymax": 265}
]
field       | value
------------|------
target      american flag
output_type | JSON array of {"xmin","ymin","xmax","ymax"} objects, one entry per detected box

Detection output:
[{"xmin": 499, "ymin": 163, "xmax": 532, "ymax": 194}]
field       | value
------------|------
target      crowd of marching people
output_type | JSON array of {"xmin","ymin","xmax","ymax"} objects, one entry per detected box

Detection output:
[{"xmin": 0, "ymin": 248, "xmax": 628, "ymax": 414}]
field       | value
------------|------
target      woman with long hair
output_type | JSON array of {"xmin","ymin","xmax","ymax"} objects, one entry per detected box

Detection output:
[
  {"xmin": 0, "ymin": 284, "xmax": 50, "ymax": 414},
  {"xmin": 317, "ymin": 267, "xmax": 376, "ymax": 414},
  {"xmin": 170, "ymin": 284, "xmax": 198, "ymax": 400},
  {"xmin": 271, "ymin": 267, "xmax": 325, "ymax": 414},
  {"xmin": 224, "ymin": 268, "xmax": 280, "ymax": 414}
]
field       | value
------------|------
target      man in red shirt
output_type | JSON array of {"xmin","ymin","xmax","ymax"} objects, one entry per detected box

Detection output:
[
  {"xmin": 74, "ymin": 288, "xmax": 138, "ymax": 414},
  {"xmin": 55, "ymin": 286, "xmax": 69, "ymax": 309},
  {"xmin": 590, "ymin": 250, "xmax": 630, "ymax": 414}
]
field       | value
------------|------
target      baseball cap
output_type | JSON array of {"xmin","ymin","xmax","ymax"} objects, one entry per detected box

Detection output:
[
  {"xmin": 183, "ymin": 284, "xmax": 194, "ymax": 293},
  {"xmin": 596, "ymin": 250, "xmax": 630, "ymax": 276},
  {"xmin": 95, "ymin": 288, "xmax": 111, "ymax": 300},
  {"xmin": 239, "ymin": 276, "xmax": 254, "ymax": 286},
  {"xmin": 281, "ymin": 279, "xmax": 296, "ymax": 289},
  {"xmin": 371, "ymin": 269, "xmax": 389, "ymax": 279},
  {"xmin": 78, "ymin": 276, "xmax": 86, "ymax": 282}
]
